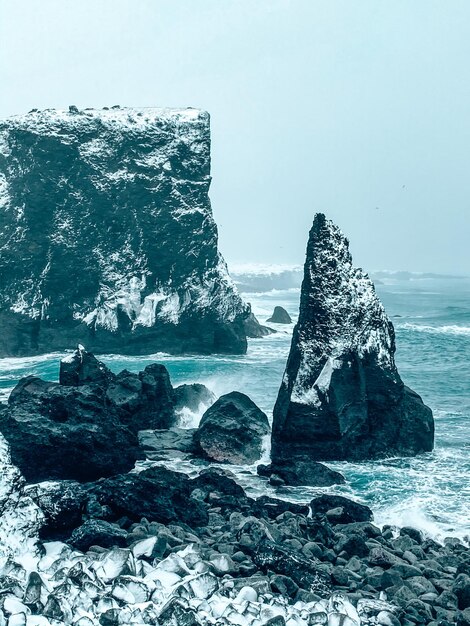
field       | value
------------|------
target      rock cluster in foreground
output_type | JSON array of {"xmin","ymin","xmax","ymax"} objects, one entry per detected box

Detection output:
[
  {"xmin": 0, "ymin": 346, "xmax": 217, "ymax": 482},
  {"xmin": 0, "ymin": 106, "xmax": 252, "ymax": 357},
  {"xmin": 272, "ymin": 213, "xmax": 434, "ymax": 463},
  {"xmin": 1, "ymin": 460, "xmax": 468, "ymax": 626}
]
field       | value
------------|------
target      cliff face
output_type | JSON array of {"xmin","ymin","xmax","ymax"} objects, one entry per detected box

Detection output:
[
  {"xmin": 272, "ymin": 214, "xmax": 434, "ymax": 462},
  {"xmin": 0, "ymin": 106, "xmax": 248, "ymax": 356}
]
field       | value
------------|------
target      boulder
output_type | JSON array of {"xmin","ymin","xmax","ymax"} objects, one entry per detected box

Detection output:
[
  {"xmin": 253, "ymin": 538, "xmax": 331, "ymax": 597},
  {"xmin": 59, "ymin": 344, "xmax": 113, "ymax": 387},
  {"xmin": 257, "ymin": 458, "xmax": 345, "ymax": 487},
  {"xmin": 243, "ymin": 312, "xmax": 276, "ymax": 338},
  {"xmin": 174, "ymin": 383, "xmax": 215, "ymax": 413},
  {"xmin": 0, "ymin": 375, "xmax": 142, "ymax": 482},
  {"xmin": 87, "ymin": 466, "xmax": 209, "ymax": 528},
  {"xmin": 25, "ymin": 480, "xmax": 88, "ymax": 541},
  {"xmin": 267, "ymin": 306, "xmax": 292, "ymax": 324},
  {"xmin": 309, "ymin": 495, "xmax": 373, "ymax": 523},
  {"xmin": 105, "ymin": 363, "xmax": 176, "ymax": 431},
  {"xmin": 68, "ymin": 519, "xmax": 128, "ymax": 552},
  {"xmin": 60, "ymin": 346, "xmax": 177, "ymax": 431},
  {"xmin": 194, "ymin": 391, "xmax": 270, "ymax": 464},
  {"xmin": 271, "ymin": 213, "xmax": 434, "ymax": 463}
]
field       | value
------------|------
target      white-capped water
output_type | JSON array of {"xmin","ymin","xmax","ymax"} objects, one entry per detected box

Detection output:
[{"xmin": 0, "ymin": 277, "xmax": 469, "ymax": 542}]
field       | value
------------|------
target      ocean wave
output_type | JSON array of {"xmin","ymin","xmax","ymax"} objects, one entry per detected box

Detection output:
[
  {"xmin": 398, "ymin": 323, "xmax": 470, "ymax": 336},
  {"xmin": 242, "ymin": 287, "xmax": 301, "ymax": 297},
  {"xmin": 0, "ymin": 352, "xmax": 65, "ymax": 370}
]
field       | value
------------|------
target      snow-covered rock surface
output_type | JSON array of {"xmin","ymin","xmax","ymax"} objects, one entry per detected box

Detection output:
[
  {"xmin": 0, "ymin": 540, "xmax": 400, "ymax": 626},
  {"xmin": 0, "ymin": 433, "xmax": 43, "ymax": 558},
  {"xmin": 0, "ymin": 106, "xmax": 249, "ymax": 356},
  {"xmin": 272, "ymin": 214, "xmax": 434, "ymax": 462}
]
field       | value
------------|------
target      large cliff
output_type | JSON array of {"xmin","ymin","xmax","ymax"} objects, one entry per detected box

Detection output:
[
  {"xmin": 0, "ymin": 106, "xmax": 248, "ymax": 356},
  {"xmin": 272, "ymin": 214, "xmax": 434, "ymax": 462}
]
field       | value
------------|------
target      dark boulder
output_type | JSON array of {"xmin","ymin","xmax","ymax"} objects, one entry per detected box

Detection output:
[
  {"xmin": 272, "ymin": 213, "xmax": 434, "ymax": 463},
  {"xmin": 106, "ymin": 363, "xmax": 176, "ymax": 431},
  {"xmin": 194, "ymin": 391, "xmax": 270, "ymax": 464},
  {"xmin": 0, "ymin": 376, "xmax": 142, "ymax": 483},
  {"xmin": 253, "ymin": 538, "xmax": 331, "ymax": 597},
  {"xmin": 87, "ymin": 466, "xmax": 209, "ymax": 528},
  {"xmin": 257, "ymin": 458, "xmax": 345, "ymax": 487},
  {"xmin": 69, "ymin": 519, "xmax": 128, "ymax": 552},
  {"xmin": 309, "ymin": 495, "xmax": 373, "ymax": 523},
  {"xmin": 60, "ymin": 347, "xmax": 177, "ymax": 431},
  {"xmin": 26, "ymin": 480, "xmax": 88, "ymax": 541},
  {"xmin": 174, "ymin": 383, "xmax": 215, "ymax": 413},
  {"xmin": 244, "ymin": 312, "xmax": 276, "ymax": 338},
  {"xmin": 267, "ymin": 306, "xmax": 292, "ymax": 324},
  {"xmin": 59, "ymin": 345, "xmax": 113, "ymax": 387}
]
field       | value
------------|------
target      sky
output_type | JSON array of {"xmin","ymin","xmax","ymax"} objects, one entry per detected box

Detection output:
[{"xmin": 1, "ymin": 0, "xmax": 469, "ymax": 274}]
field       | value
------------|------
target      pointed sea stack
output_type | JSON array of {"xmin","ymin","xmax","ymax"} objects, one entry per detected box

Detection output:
[
  {"xmin": 0, "ymin": 107, "xmax": 249, "ymax": 356},
  {"xmin": 271, "ymin": 214, "xmax": 434, "ymax": 462}
]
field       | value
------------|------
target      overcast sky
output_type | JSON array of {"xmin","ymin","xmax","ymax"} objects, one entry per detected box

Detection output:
[{"xmin": 1, "ymin": 0, "xmax": 469, "ymax": 274}]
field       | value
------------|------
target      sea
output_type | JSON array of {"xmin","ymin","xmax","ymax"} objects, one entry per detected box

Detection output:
[{"xmin": 0, "ymin": 273, "xmax": 469, "ymax": 542}]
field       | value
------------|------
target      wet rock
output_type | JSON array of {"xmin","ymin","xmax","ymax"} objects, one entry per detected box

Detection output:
[
  {"xmin": 88, "ymin": 466, "xmax": 209, "ymax": 527},
  {"xmin": 194, "ymin": 391, "xmax": 270, "ymax": 464},
  {"xmin": 267, "ymin": 306, "xmax": 292, "ymax": 324},
  {"xmin": 174, "ymin": 384, "xmax": 215, "ymax": 413},
  {"xmin": 0, "ymin": 375, "xmax": 142, "ymax": 482},
  {"xmin": 59, "ymin": 345, "xmax": 113, "ymax": 387},
  {"xmin": 244, "ymin": 312, "xmax": 276, "ymax": 338},
  {"xmin": 26, "ymin": 480, "xmax": 87, "ymax": 541},
  {"xmin": 106, "ymin": 363, "xmax": 176, "ymax": 432},
  {"xmin": 257, "ymin": 459, "xmax": 345, "ymax": 487},
  {"xmin": 69, "ymin": 520, "xmax": 128, "ymax": 552},
  {"xmin": 253, "ymin": 538, "xmax": 331, "ymax": 596},
  {"xmin": 454, "ymin": 573, "xmax": 470, "ymax": 610},
  {"xmin": 309, "ymin": 495, "xmax": 373, "ymax": 524}
]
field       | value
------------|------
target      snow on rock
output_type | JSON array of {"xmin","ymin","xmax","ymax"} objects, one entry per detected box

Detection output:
[
  {"xmin": 0, "ymin": 433, "xmax": 43, "ymax": 558},
  {"xmin": 0, "ymin": 106, "xmax": 249, "ymax": 357},
  {"xmin": 0, "ymin": 539, "xmax": 400, "ymax": 625},
  {"xmin": 272, "ymin": 213, "xmax": 434, "ymax": 462}
]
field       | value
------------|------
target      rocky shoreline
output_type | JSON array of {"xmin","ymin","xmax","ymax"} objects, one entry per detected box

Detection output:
[{"xmin": 0, "ymin": 458, "xmax": 469, "ymax": 625}]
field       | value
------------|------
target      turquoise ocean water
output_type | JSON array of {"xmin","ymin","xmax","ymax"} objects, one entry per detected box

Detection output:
[{"xmin": 1, "ymin": 277, "xmax": 469, "ymax": 541}]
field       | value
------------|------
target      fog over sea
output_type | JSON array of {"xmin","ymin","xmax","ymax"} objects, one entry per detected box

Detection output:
[{"xmin": 1, "ymin": 269, "xmax": 469, "ymax": 542}]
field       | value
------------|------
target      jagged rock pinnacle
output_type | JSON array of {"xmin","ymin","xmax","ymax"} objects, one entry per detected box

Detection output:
[{"xmin": 271, "ymin": 213, "xmax": 434, "ymax": 462}]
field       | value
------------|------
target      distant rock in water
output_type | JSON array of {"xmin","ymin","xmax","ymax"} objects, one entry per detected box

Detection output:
[
  {"xmin": 174, "ymin": 383, "xmax": 215, "ymax": 413},
  {"xmin": 267, "ymin": 306, "xmax": 292, "ymax": 324},
  {"xmin": 243, "ymin": 311, "xmax": 276, "ymax": 337},
  {"xmin": 194, "ymin": 391, "xmax": 270, "ymax": 464},
  {"xmin": 0, "ymin": 107, "xmax": 249, "ymax": 357},
  {"xmin": 271, "ymin": 213, "xmax": 434, "ymax": 462}
]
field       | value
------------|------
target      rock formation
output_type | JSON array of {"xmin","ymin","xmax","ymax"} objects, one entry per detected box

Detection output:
[
  {"xmin": 194, "ymin": 391, "xmax": 270, "ymax": 464},
  {"xmin": 0, "ymin": 375, "xmax": 143, "ymax": 482},
  {"xmin": 267, "ymin": 305, "xmax": 292, "ymax": 324},
  {"xmin": 272, "ymin": 213, "xmax": 434, "ymax": 462},
  {"xmin": 0, "ymin": 106, "xmax": 250, "ymax": 357},
  {"xmin": 244, "ymin": 311, "xmax": 276, "ymax": 337}
]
